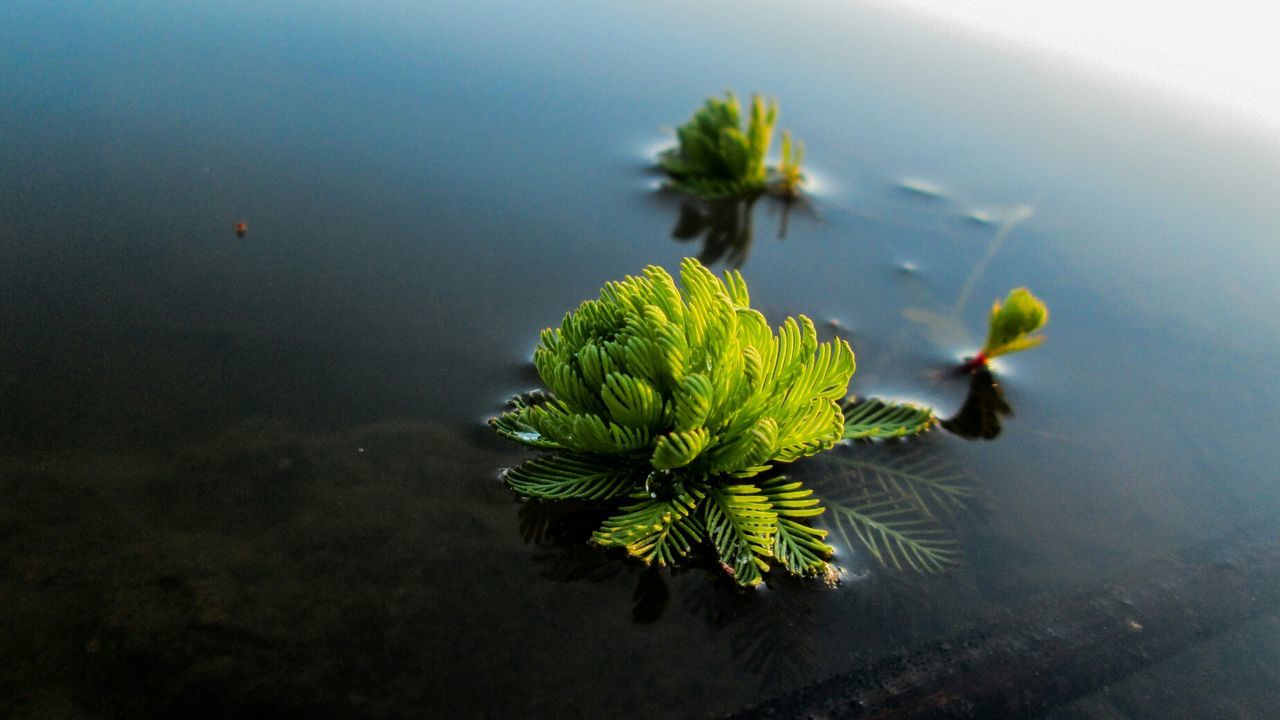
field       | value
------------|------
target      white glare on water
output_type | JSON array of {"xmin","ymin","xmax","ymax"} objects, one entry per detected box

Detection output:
[{"xmin": 877, "ymin": 1, "xmax": 1280, "ymax": 140}]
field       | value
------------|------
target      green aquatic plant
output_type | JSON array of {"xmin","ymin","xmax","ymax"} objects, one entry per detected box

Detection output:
[
  {"xmin": 771, "ymin": 131, "xmax": 805, "ymax": 200},
  {"xmin": 965, "ymin": 287, "xmax": 1049, "ymax": 370},
  {"xmin": 660, "ymin": 92, "xmax": 802, "ymax": 200},
  {"xmin": 493, "ymin": 258, "xmax": 933, "ymax": 585}
]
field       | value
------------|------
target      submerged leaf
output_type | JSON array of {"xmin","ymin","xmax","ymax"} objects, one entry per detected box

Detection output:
[
  {"xmin": 828, "ymin": 496, "xmax": 959, "ymax": 574},
  {"xmin": 822, "ymin": 446, "xmax": 975, "ymax": 520},
  {"xmin": 817, "ymin": 441, "xmax": 976, "ymax": 574}
]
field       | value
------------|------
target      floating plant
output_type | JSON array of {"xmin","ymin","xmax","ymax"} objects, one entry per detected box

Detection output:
[
  {"xmin": 963, "ymin": 287, "xmax": 1049, "ymax": 371},
  {"xmin": 492, "ymin": 258, "xmax": 932, "ymax": 585},
  {"xmin": 771, "ymin": 131, "xmax": 805, "ymax": 201},
  {"xmin": 659, "ymin": 92, "xmax": 805, "ymax": 201}
]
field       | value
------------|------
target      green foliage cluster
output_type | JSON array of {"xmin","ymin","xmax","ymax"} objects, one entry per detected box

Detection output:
[
  {"xmin": 494, "ymin": 258, "xmax": 856, "ymax": 585},
  {"xmin": 489, "ymin": 89, "xmax": 1054, "ymax": 585},
  {"xmin": 773, "ymin": 131, "xmax": 805, "ymax": 200},
  {"xmin": 659, "ymin": 92, "xmax": 804, "ymax": 200},
  {"xmin": 980, "ymin": 287, "xmax": 1049, "ymax": 361}
]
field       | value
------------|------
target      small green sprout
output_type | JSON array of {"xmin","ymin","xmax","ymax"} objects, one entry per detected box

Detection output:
[
  {"xmin": 493, "ymin": 258, "xmax": 935, "ymax": 585},
  {"xmin": 966, "ymin": 287, "xmax": 1048, "ymax": 370},
  {"xmin": 771, "ymin": 131, "xmax": 805, "ymax": 200},
  {"xmin": 659, "ymin": 92, "xmax": 805, "ymax": 201}
]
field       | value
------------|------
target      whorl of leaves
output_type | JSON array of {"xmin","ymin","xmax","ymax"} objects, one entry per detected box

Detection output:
[
  {"xmin": 493, "ymin": 259, "xmax": 942, "ymax": 585},
  {"xmin": 493, "ymin": 258, "xmax": 857, "ymax": 584},
  {"xmin": 659, "ymin": 92, "xmax": 785, "ymax": 199},
  {"xmin": 496, "ymin": 258, "xmax": 854, "ymax": 477}
]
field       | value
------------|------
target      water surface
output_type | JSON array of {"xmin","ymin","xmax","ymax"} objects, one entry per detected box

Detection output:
[{"xmin": 3, "ymin": 1, "xmax": 1279, "ymax": 717}]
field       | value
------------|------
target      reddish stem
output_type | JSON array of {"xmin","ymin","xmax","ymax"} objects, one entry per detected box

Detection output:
[{"xmin": 960, "ymin": 351, "xmax": 989, "ymax": 374}]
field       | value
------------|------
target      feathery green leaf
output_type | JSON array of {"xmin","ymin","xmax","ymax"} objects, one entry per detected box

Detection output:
[
  {"xmin": 490, "ymin": 391, "xmax": 565, "ymax": 450},
  {"xmin": 505, "ymin": 454, "xmax": 640, "ymax": 501},
  {"xmin": 705, "ymin": 485, "xmax": 777, "ymax": 586},
  {"xmin": 592, "ymin": 485, "xmax": 706, "ymax": 567},
  {"xmin": 759, "ymin": 476, "xmax": 833, "ymax": 577},
  {"xmin": 651, "ymin": 428, "xmax": 712, "ymax": 470},
  {"xmin": 841, "ymin": 397, "xmax": 937, "ymax": 440}
]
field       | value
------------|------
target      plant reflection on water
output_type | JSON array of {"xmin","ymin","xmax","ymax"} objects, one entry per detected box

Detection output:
[
  {"xmin": 668, "ymin": 192, "xmax": 809, "ymax": 270},
  {"xmin": 670, "ymin": 195, "xmax": 759, "ymax": 269}
]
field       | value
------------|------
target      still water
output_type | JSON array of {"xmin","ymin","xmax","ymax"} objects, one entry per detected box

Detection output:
[{"xmin": 3, "ymin": 1, "xmax": 1279, "ymax": 717}]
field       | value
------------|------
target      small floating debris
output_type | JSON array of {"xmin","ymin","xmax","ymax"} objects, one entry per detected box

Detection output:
[
  {"xmin": 896, "ymin": 177, "xmax": 945, "ymax": 199},
  {"xmin": 898, "ymin": 261, "xmax": 918, "ymax": 275},
  {"xmin": 821, "ymin": 563, "xmax": 841, "ymax": 588},
  {"xmin": 965, "ymin": 209, "xmax": 998, "ymax": 225},
  {"xmin": 234, "ymin": 221, "xmax": 248, "ymax": 238}
]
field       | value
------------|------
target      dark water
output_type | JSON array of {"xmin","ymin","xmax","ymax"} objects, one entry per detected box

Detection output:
[{"xmin": 4, "ymin": 1, "xmax": 1280, "ymax": 718}]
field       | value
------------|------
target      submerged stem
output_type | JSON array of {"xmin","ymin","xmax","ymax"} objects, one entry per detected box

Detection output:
[{"xmin": 949, "ymin": 205, "xmax": 1034, "ymax": 321}]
